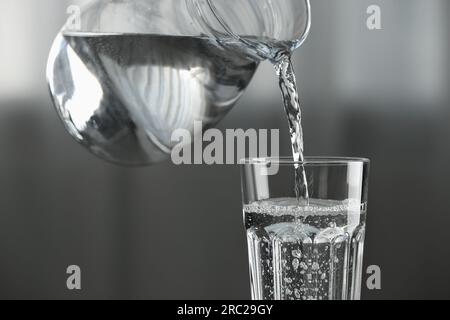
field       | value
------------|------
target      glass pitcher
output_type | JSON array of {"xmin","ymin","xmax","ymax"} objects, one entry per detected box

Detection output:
[{"xmin": 47, "ymin": 0, "xmax": 311, "ymax": 165}]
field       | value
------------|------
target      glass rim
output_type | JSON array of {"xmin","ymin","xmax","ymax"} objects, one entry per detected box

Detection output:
[{"xmin": 240, "ymin": 156, "xmax": 370, "ymax": 166}]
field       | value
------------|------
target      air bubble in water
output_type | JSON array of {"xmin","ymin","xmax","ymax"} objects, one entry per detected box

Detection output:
[
  {"xmin": 292, "ymin": 249, "xmax": 302, "ymax": 259},
  {"xmin": 292, "ymin": 259, "xmax": 300, "ymax": 271}
]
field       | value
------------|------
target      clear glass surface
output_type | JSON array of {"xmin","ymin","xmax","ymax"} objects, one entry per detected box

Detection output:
[
  {"xmin": 188, "ymin": 0, "xmax": 311, "ymax": 60},
  {"xmin": 47, "ymin": 0, "xmax": 310, "ymax": 165},
  {"xmin": 241, "ymin": 157, "xmax": 370, "ymax": 300}
]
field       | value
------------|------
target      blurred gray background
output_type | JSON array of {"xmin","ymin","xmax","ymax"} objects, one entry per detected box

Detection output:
[{"xmin": 1, "ymin": 0, "xmax": 449, "ymax": 299}]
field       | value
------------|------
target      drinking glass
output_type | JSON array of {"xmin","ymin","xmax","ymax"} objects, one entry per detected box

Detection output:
[{"xmin": 241, "ymin": 157, "xmax": 370, "ymax": 300}]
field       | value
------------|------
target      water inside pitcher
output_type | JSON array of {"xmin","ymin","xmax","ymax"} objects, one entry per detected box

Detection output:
[{"xmin": 47, "ymin": 0, "xmax": 310, "ymax": 165}]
